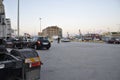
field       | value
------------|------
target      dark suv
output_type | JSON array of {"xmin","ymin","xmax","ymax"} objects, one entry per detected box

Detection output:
[{"xmin": 29, "ymin": 36, "xmax": 51, "ymax": 50}]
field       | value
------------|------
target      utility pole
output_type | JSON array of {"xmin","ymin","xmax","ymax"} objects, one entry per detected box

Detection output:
[
  {"xmin": 67, "ymin": 32, "xmax": 69, "ymax": 38},
  {"xmin": 40, "ymin": 18, "xmax": 42, "ymax": 32},
  {"xmin": 79, "ymin": 29, "xmax": 81, "ymax": 38},
  {"xmin": 17, "ymin": 0, "xmax": 20, "ymax": 37}
]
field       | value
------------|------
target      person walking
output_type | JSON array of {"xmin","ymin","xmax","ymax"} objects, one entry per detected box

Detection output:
[{"xmin": 57, "ymin": 37, "xmax": 60, "ymax": 43}]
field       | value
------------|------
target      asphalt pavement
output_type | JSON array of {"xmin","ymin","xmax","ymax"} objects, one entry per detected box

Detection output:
[{"xmin": 37, "ymin": 41, "xmax": 120, "ymax": 80}]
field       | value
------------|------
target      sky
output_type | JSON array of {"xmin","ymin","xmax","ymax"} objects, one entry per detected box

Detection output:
[{"xmin": 3, "ymin": 0, "xmax": 120, "ymax": 36}]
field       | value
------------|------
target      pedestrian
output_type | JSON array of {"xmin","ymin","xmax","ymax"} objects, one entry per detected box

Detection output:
[{"xmin": 57, "ymin": 37, "xmax": 60, "ymax": 43}]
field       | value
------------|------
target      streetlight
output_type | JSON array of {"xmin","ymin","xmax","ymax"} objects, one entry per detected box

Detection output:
[
  {"xmin": 39, "ymin": 18, "xmax": 42, "ymax": 33},
  {"xmin": 17, "ymin": 0, "xmax": 20, "ymax": 37}
]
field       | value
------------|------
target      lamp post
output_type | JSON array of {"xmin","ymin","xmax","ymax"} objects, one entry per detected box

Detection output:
[
  {"xmin": 17, "ymin": 0, "xmax": 20, "ymax": 37},
  {"xmin": 39, "ymin": 18, "xmax": 42, "ymax": 33}
]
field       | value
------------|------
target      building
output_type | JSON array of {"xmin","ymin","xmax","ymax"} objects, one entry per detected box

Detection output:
[
  {"xmin": 42, "ymin": 26, "xmax": 62, "ymax": 38},
  {"xmin": 0, "ymin": 0, "xmax": 5, "ymax": 37},
  {"xmin": 0, "ymin": 0, "xmax": 13, "ymax": 38},
  {"xmin": 5, "ymin": 18, "xmax": 13, "ymax": 37},
  {"xmin": 0, "ymin": 0, "xmax": 4, "ymax": 14}
]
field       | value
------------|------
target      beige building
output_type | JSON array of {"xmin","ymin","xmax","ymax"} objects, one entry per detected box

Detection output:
[
  {"xmin": 42, "ymin": 26, "xmax": 62, "ymax": 38},
  {"xmin": 0, "ymin": 0, "xmax": 13, "ymax": 38},
  {"xmin": 0, "ymin": 0, "xmax": 4, "ymax": 14},
  {"xmin": 5, "ymin": 18, "xmax": 13, "ymax": 37},
  {"xmin": 0, "ymin": 0, "xmax": 6, "ymax": 37}
]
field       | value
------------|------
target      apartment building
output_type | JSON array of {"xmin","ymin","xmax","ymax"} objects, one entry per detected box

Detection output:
[
  {"xmin": 0, "ymin": 0, "xmax": 13, "ymax": 38},
  {"xmin": 42, "ymin": 26, "xmax": 62, "ymax": 38}
]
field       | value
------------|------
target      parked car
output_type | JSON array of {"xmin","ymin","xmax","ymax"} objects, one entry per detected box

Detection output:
[
  {"xmin": 107, "ymin": 37, "xmax": 120, "ymax": 44},
  {"xmin": 29, "ymin": 36, "xmax": 51, "ymax": 50},
  {"xmin": 5, "ymin": 38, "xmax": 18, "ymax": 48},
  {"xmin": 61, "ymin": 38, "xmax": 71, "ymax": 42},
  {"xmin": 5, "ymin": 37, "xmax": 31, "ymax": 48}
]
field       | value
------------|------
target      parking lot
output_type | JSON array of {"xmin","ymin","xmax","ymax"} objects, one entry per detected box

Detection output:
[{"xmin": 38, "ymin": 42, "xmax": 120, "ymax": 80}]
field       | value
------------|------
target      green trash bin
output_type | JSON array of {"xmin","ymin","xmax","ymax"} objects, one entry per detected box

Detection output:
[{"xmin": 10, "ymin": 48, "xmax": 42, "ymax": 80}]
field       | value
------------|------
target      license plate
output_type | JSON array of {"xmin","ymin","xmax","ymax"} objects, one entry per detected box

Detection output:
[
  {"xmin": 0, "ymin": 64, "xmax": 5, "ymax": 69},
  {"xmin": 43, "ymin": 43, "xmax": 48, "ymax": 45}
]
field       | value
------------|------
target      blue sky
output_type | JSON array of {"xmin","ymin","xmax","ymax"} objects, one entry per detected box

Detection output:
[{"xmin": 3, "ymin": 0, "xmax": 120, "ymax": 36}]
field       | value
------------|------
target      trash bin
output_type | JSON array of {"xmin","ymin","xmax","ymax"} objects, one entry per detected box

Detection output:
[
  {"xmin": 0, "ymin": 45, "xmax": 42, "ymax": 80},
  {"xmin": 10, "ymin": 48, "xmax": 42, "ymax": 80}
]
